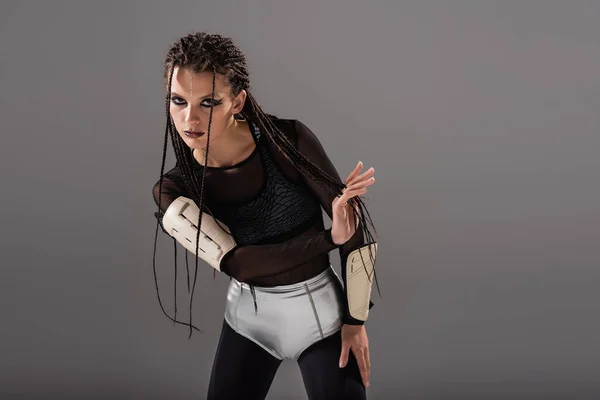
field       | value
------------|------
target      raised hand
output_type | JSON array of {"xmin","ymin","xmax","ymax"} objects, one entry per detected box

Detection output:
[{"xmin": 331, "ymin": 161, "xmax": 375, "ymax": 245}]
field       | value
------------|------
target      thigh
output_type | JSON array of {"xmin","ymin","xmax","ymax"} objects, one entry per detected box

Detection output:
[
  {"xmin": 297, "ymin": 329, "xmax": 367, "ymax": 400},
  {"xmin": 207, "ymin": 319, "xmax": 282, "ymax": 400}
]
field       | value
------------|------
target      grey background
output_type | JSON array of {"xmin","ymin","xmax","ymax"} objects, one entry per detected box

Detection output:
[{"xmin": 1, "ymin": 0, "xmax": 599, "ymax": 399}]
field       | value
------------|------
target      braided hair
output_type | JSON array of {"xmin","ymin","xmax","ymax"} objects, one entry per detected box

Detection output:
[{"xmin": 152, "ymin": 32, "xmax": 379, "ymax": 338}]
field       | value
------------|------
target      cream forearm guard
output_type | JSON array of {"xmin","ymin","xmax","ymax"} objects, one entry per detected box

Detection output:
[
  {"xmin": 346, "ymin": 242, "xmax": 378, "ymax": 321},
  {"xmin": 161, "ymin": 196, "xmax": 237, "ymax": 271}
]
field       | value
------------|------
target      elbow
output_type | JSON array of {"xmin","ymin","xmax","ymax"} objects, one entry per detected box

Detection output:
[{"xmin": 151, "ymin": 182, "xmax": 161, "ymax": 207}]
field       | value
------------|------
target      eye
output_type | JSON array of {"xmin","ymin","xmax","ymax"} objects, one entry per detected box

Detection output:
[
  {"xmin": 171, "ymin": 96, "xmax": 186, "ymax": 106},
  {"xmin": 201, "ymin": 98, "xmax": 223, "ymax": 108}
]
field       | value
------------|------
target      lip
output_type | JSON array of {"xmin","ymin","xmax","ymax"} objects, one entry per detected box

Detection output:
[{"xmin": 184, "ymin": 130, "xmax": 206, "ymax": 138}]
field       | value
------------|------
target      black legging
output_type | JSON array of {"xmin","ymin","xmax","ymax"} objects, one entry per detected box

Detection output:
[{"xmin": 207, "ymin": 319, "xmax": 367, "ymax": 399}]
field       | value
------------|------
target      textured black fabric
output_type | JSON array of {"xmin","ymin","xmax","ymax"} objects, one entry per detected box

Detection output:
[{"xmin": 152, "ymin": 117, "xmax": 371, "ymax": 324}]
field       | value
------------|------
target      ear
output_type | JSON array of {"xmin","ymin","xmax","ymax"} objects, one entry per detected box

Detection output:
[{"xmin": 232, "ymin": 89, "xmax": 247, "ymax": 114}]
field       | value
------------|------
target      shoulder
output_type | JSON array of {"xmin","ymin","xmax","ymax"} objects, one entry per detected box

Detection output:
[
  {"xmin": 269, "ymin": 116, "xmax": 298, "ymax": 132},
  {"xmin": 267, "ymin": 116, "xmax": 317, "ymax": 144},
  {"xmin": 260, "ymin": 116, "xmax": 297, "ymax": 144},
  {"xmin": 270, "ymin": 116, "xmax": 308, "ymax": 130}
]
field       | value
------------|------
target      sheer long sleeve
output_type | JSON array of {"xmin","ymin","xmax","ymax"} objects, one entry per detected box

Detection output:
[
  {"xmin": 152, "ymin": 165, "xmax": 339, "ymax": 282},
  {"xmin": 293, "ymin": 120, "xmax": 374, "ymax": 325}
]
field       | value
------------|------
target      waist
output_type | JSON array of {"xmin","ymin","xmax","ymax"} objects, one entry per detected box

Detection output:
[{"xmin": 232, "ymin": 265, "xmax": 340, "ymax": 298}]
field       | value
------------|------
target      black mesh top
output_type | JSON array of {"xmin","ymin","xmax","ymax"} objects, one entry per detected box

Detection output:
[{"xmin": 152, "ymin": 117, "xmax": 370, "ymax": 325}]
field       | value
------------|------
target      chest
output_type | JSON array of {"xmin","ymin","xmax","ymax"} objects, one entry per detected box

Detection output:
[{"xmin": 203, "ymin": 144, "xmax": 321, "ymax": 244}]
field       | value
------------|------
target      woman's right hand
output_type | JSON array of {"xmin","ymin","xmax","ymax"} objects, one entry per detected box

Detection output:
[{"xmin": 331, "ymin": 161, "xmax": 375, "ymax": 245}]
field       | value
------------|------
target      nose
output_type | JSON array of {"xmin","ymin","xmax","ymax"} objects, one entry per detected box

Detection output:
[{"xmin": 184, "ymin": 106, "xmax": 201, "ymax": 129}]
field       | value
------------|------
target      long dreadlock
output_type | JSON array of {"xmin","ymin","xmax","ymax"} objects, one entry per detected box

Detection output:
[{"xmin": 152, "ymin": 32, "xmax": 380, "ymax": 339}]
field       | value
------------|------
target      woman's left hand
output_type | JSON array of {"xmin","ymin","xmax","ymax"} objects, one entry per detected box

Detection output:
[
  {"xmin": 331, "ymin": 161, "xmax": 375, "ymax": 245},
  {"xmin": 339, "ymin": 324, "xmax": 370, "ymax": 388}
]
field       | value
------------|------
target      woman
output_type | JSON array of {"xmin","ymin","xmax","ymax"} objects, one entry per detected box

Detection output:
[{"xmin": 152, "ymin": 32, "xmax": 379, "ymax": 399}]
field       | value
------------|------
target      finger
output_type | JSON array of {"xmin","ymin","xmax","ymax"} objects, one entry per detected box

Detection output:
[
  {"xmin": 346, "ymin": 167, "xmax": 375, "ymax": 187},
  {"xmin": 338, "ymin": 188, "xmax": 368, "ymax": 203},
  {"xmin": 361, "ymin": 351, "xmax": 370, "ymax": 388},
  {"xmin": 334, "ymin": 190, "xmax": 367, "ymax": 212},
  {"xmin": 345, "ymin": 161, "xmax": 364, "ymax": 185},
  {"xmin": 364, "ymin": 347, "xmax": 371, "ymax": 387},
  {"xmin": 339, "ymin": 342, "xmax": 350, "ymax": 368},
  {"xmin": 342, "ymin": 177, "xmax": 375, "ymax": 191},
  {"xmin": 336, "ymin": 180, "xmax": 372, "ymax": 205},
  {"xmin": 334, "ymin": 190, "xmax": 368, "ymax": 213},
  {"xmin": 344, "ymin": 177, "xmax": 375, "ymax": 192},
  {"xmin": 353, "ymin": 348, "xmax": 369, "ymax": 388},
  {"xmin": 349, "ymin": 166, "xmax": 375, "ymax": 183}
]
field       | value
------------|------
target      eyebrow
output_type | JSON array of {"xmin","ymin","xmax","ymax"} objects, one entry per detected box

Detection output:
[{"xmin": 170, "ymin": 91, "xmax": 221, "ymax": 99}]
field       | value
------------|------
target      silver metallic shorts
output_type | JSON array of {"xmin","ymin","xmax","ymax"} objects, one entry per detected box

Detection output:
[{"xmin": 224, "ymin": 266, "xmax": 344, "ymax": 360}]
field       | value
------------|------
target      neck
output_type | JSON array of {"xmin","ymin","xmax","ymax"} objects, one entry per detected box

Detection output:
[{"xmin": 193, "ymin": 118, "xmax": 252, "ymax": 168}]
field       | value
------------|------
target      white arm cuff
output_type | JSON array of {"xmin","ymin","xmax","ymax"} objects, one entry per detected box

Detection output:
[
  {"xmin": 161, "ymin": 196, "xmax": 236, "ymax": 271},
  {"xmin": 346, "ymin": 242, "xmax": 377, "ymax": 321}
]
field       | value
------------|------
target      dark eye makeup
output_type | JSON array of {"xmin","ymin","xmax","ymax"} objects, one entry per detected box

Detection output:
[{"xmin": 171, "ymin": 96, "xmax": 223, "ymax": 108}]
